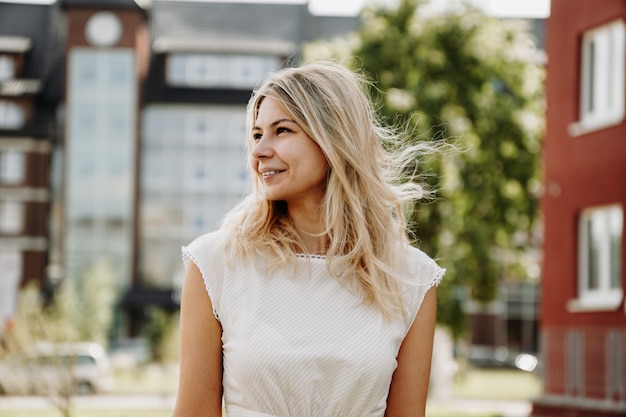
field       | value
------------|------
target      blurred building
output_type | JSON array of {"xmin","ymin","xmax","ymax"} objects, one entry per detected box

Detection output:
[
  {"xmin": 0, "ymin": 0, "xmax": 357, "ymax": 335},
  {"xmin": 0, "ymin": 0, "xmax": 548, "ymax": 355},
  {"xmin": 465, "ymin": 280, "xmax": 540, "ymax": 354},
  {"xmin": 533, "ymin": 0, "xmax": 626, "ymax": 416},
  {"xmin": 0, "ymin": 2, "xmax": 61, "ymax": 329}
]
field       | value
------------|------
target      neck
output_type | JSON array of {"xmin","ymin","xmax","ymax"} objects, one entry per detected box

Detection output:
[
  {"xmin": 286, "ymin": 199, "xmax": 328, "ymax": 254},
  {"xmin": 296, "ymin": 233, "xmax": 328, "ymax": 255},
  {"xmin": 291, "ymin": 220, "xmax": 328, "ymax": 255}
]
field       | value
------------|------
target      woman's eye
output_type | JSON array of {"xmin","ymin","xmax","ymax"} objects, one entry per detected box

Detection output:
[
  {"xmin": 277, "ymin": 127, "xmax": 290, "ymax": 134},
  {"xmin": 252, "ymin": 133, "xmax": 262, "ymax": 140}
]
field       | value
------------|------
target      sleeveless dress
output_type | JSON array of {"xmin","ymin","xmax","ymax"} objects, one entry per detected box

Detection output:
[{"xmin": 182, "ymin": 230, "xmax": 445, "ymax": 417}]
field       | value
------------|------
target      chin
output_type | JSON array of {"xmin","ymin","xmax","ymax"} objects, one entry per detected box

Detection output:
[{"xmin": 260, "ymin": 192, "xmax": 283, "ymax": 201}]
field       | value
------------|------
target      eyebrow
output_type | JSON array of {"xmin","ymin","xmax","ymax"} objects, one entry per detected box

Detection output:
[{"xmin": 252, "ymin": 118, "xmax": 297, "ymax": 131}]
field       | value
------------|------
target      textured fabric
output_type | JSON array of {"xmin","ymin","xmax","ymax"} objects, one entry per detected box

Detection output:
[{"xmin": 182, "ymin": 230, "xmax": 445, "ymax": 417}]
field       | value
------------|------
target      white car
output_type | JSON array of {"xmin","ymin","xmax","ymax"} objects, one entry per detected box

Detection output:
[{"xmin": 0, "ymin": 342, "xmax": 114, "ymax": 395}]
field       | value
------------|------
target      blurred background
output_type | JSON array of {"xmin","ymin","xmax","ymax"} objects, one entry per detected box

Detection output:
[{"xmin": 0, "ymin": 0, "xmax": 624, "ymax": 416}]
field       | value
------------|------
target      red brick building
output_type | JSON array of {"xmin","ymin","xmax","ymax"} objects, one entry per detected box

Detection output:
[{"xmin": 533, "ymin": 1, "xmax": 626, "ymax": 416}]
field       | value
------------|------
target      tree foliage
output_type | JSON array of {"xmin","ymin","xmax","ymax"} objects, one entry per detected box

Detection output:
[
  {"xmin": 56, "ymin": 257, "xmax": 116, "ymax": 346},
  {"xmin": 6, "ymin": 258, "xmax": 115, "ymax": 347},
  {"xmin": 305, "ymin": 0, "xmax": 544, "ymax": 338}
]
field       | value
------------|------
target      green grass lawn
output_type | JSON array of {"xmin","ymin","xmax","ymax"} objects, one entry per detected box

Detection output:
[
  {"xmin": 111, "ymin": 364, "xmax": 541, "ymax": 400},
  {"xmin": 454, "ymin": 367, "xmax": 542, "ymax": 400},
  {"xmin": 427, "ymin": 407, "xmax": 503, "ymax": 417},
  {"xmin": 425, "ymin": 367, "xmax": 541, "ymax": 417},
  {"xmin": 112, "ymin": 364, "xmax": 178, "ymax": 395}
]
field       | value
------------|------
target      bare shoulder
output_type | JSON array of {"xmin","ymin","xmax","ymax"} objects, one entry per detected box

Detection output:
[{"xmin": 173, "ymin": 260, "xmax": 223, "ymax": 417}]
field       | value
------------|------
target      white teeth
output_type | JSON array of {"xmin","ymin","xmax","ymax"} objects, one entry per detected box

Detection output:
[{"xmin": 262, "ymin": 170, "xmax": 278, "ymax": 177}]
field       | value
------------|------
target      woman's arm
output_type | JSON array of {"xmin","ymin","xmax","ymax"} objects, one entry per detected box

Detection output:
[
  {"xmin": 172, "ymin": 262, "xmax": 223, "ymax": 417},
  {"xmin": 385, "ymin": 286, "xmax": 437, "ymax": 417}
]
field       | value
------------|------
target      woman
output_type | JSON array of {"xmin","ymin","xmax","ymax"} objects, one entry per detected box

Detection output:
[{"xmin": 173, "ymin": 61, "xmax": 445, "ymax": 417}]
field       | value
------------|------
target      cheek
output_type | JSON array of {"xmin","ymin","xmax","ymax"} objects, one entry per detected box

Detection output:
[{"xmin": 310, "ymin": 154, "xmax": 329, "ymax": 184}]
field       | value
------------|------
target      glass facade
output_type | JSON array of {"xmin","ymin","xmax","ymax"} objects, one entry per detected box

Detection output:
[
  {"xmin": 140, "ymin": 105, "xmax": 249, "ymax": 287},
  {"xmin": 166, "ymin": 54, "xmax": 280, "ymax": 89},
  {"xmin": 65, "ymin": 48, "xmax": 136, "ymax": 289}
]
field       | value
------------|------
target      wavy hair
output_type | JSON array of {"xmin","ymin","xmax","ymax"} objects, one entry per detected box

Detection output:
[{"xmin": 221, "ymin": 61, "xmax": 435, "ymax": 318}]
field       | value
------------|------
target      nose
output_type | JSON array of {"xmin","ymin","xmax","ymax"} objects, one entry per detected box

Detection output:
[{"xmin": 251, "ymin": 134, "xmax": 273, "ymax": 159}]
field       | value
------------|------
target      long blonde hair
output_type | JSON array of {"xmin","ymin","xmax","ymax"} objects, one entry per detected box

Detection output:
[{"xmin": 221, "ymin": 61, "xmax": 433, "ymax": 318}]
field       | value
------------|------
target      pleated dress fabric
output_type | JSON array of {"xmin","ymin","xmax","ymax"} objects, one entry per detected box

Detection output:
[{"xmin": 182, "ymin": 230, "xmax": 445, "ymax": 417}]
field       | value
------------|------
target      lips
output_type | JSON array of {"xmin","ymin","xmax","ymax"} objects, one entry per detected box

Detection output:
[{"xmin": 260, "ymin": 169, "xmax": 285, "ymax": 178}]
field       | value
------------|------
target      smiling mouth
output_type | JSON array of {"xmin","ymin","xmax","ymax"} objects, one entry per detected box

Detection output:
[{"xmin": 261, "ymin": 170, "xmax": 282, "ymax": 178}]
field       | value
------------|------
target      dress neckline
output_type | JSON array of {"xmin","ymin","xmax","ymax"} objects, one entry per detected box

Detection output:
[{"xmin": 295, "ymin": 253, "xmax": 327, "ymax": 260}]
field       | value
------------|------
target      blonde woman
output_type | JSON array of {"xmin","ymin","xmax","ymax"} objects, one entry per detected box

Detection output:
[{"xmin": 173, "ymin": 62, "xmax": 445, "ymax": 417}]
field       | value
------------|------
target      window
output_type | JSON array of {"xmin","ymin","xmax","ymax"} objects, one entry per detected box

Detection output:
[
  {"xmin": 0, "ymin": 150, "xmax": 25, "ymax": 184},
  {"xmin": 166, "ymin": 54, "xmax": 280, "ymax": 89},
  {"xmin": 0, "ymin": 200, "xmax": 24, "ymax": 234},
  {"xmin": 0, "ymin": 100, "xmax": 25, "ymax": 129},
  {"xmin": 571, "ymin": 205, "xmax": 623, "ymax": 311},
  {"xmin": 0, "ymin": 55, "xmax": 14, "ymax": 81},
  {"xmin": 571, "ymin": 20, "xmax": 626, "ymax": 135}
]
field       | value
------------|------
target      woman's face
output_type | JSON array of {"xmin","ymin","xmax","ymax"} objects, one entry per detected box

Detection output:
[{"xmin": 251, "ymin": 96, "xmax": 329, "ymax": 206}]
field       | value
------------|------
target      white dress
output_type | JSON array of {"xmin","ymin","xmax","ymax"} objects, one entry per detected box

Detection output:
[{"xmin": 182, "ymin": 230, "xmax": 445, "ymax": 417}]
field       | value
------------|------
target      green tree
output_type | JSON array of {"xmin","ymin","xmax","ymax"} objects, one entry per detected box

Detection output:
[
  {"xmin": 54, "ymin": 257, "xmax": 116, "ymax": 346},
  {"xmin": 143, "ymin": 306, "xmax": 176, "ymax": 363},
  {"xmin": 305, "ymin": 0, "xmax": 544, "ymax": 339}
]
